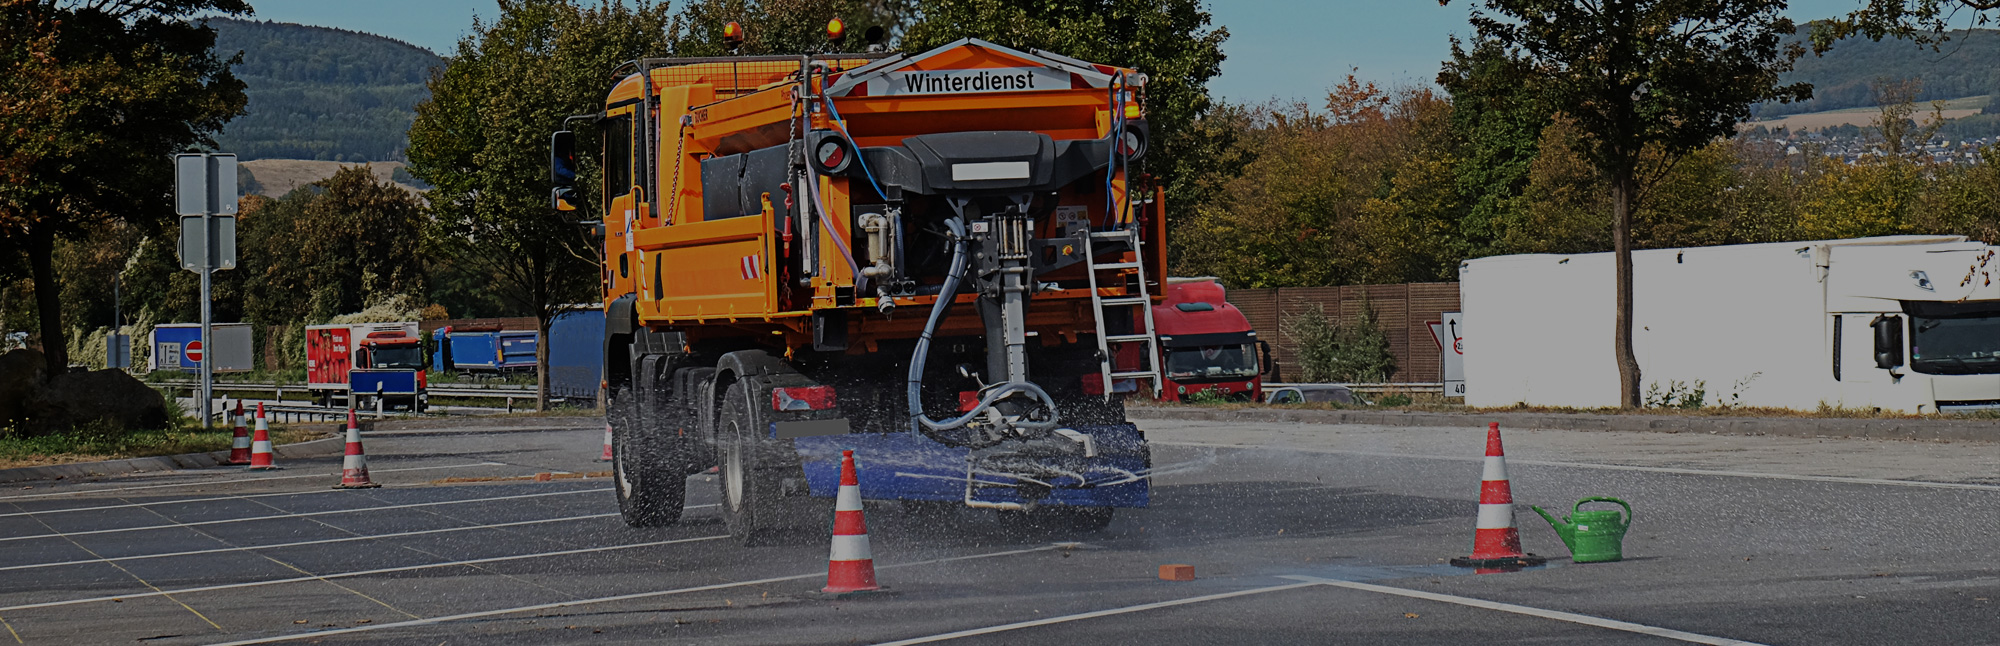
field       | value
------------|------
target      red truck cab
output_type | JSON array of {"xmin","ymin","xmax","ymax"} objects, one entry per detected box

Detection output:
[{"xmin": 1150, "ymin": 278, "xmax": 1269, "ymax": 402}]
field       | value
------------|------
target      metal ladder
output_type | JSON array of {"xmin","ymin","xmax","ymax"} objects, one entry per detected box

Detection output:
[{"xmin": 1083, "ymin": 227, "xmax": 1163, "ymax": 399}]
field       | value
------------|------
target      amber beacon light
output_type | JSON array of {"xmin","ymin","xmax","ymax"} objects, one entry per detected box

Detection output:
[
  {"xmin": 722, "ymin": 21, "xmax": 744, "ymax": 50},
  {"xmin": 827, "ymin": 17, "xmax": 847, "ymax": 45}
]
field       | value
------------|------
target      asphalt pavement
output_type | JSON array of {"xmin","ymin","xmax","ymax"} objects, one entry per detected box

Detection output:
[{"xmin": 0, "ymin": 415, "xmax": 1995, "ymax": 645}]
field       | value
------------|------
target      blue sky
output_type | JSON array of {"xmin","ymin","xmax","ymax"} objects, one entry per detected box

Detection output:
[{"xmin": 240, "ymin": 0, "xmax": 1875, "ymax": 103}]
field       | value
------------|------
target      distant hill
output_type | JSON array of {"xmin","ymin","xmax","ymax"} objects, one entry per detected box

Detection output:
[
  {"xmin": 209, "ymin": 18, "xmax": 444, "ymax": 162},
  {"xmin": 1757, "ymin": 27, "xmax": 2000, "ymax": 118}
]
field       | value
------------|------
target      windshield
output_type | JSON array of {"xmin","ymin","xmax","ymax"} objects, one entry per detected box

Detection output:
[
  {"xmin": 371, "ymin": 346, "xmax": 425, "ymax": 369},
  {"xmin": 1909, "ymin": 304, "xmax": 2000, "ymax": 375},
  {"xmin": 1165, "ymin": 344, "xmax": 1259, "ymax": 381}
]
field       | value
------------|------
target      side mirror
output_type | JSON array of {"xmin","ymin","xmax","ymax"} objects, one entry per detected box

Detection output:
[
  {"xmin": 1257, "ymin": 340, "xmax": 1274, "ymax": 376},
  {"xmin": 550, "ymin": 130, "xmax": 577, "ymax": 187},
  {"xmin": 550, "ymin": 130, "xmax": 582, "ymax": 217},
  {"xmin": 1872, "ymin": 315, "xmax": 1904, "ymax": 369}
]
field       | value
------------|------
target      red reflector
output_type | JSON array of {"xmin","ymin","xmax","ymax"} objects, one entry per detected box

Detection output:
[
  {"xmin": 958, "ymin": 391, "xmax": 980, "ymax": 412},
  {"xmin": 773, "ymin": 386, "xmax": 837, "ymax": 411}
]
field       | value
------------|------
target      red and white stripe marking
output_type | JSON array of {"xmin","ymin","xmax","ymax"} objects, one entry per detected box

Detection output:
[
  {"xmin": 824, "ymin": 449, "xmax": 880, "ymax": 593},
  {"xmin": 598, "ymin": 423, "xmax": 614, "ymax": 462},
  {"xmin": 248, "ymin": 403, "xmax": 276, "ymax": 470},
  {"xmin": 338, "ymin": 412, "xmax": 377, "ymax": 488},
  {"xmin": 1470, "ymin": 422, "xmax": 1526, "ymax": 558},
  {"xmin": 740, "ymin": 254, "xmax": 764, "ymax": 280}
]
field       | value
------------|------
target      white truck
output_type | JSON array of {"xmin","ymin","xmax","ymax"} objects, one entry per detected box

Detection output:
[{"xmin": 1462, "ymin": 235, "xmax": 2000, "ymax": 414}]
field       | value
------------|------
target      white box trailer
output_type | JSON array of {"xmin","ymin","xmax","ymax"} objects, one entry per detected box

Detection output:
[{"xmin": 1462, "ymin": 235, "xmax": 2000, "ymax": 413}]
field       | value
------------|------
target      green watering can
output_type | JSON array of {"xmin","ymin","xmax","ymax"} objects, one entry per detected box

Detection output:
[{"xmin": 1531, "ymin": 497, "xmax": 1631, "ymax": 563}]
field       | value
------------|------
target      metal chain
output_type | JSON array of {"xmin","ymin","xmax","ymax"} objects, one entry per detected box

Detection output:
[{"xmin": 664, "ymin": 114, "xmax": 689, "ymax": 224}]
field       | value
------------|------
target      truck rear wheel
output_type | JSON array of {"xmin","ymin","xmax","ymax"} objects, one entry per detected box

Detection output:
[
  {"xmin": 715, "ymin": 379, "xmax": 826, "ymax": 546},
  {"xmin": 613, "ymin": 381, "xmax": 687, "ymax": 527}
]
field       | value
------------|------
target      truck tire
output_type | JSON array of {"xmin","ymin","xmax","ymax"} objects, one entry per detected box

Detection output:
[
  {"xmin": 714, "ymin": 379, "xmax": 822, "ymax": 546},
  {"xmin": 613, "ymin": 382, "xmax": 686, "ymax": 527}
]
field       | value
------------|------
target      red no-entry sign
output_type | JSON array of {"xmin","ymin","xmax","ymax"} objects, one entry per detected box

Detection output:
[{"xmin": 184, "ymin": 340, "xmax": 204, "ymax": 364}]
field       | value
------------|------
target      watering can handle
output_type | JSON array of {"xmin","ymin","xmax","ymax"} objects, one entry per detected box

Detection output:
[{"xmin": 1574, "ymin": 496, "xmax": 1631, "ymax": 523}]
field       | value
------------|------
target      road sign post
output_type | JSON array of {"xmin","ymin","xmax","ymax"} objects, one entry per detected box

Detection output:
[
  {"xmin": 1427, "ymin": 312, "xmax": 1466, "ymax": 399},
  {"xmin": 175, "ymin": 153, "xmax": 238, "ymax": 429}
]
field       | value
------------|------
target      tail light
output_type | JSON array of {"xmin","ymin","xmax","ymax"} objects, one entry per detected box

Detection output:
[{"xmin": 773, "ymin": 386, "xmax": 837, "ymax": 411}]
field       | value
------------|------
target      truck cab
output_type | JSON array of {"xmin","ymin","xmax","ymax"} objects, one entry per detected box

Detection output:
[
  {"xmin": 1148, "ymin": 278, "xmax": 1268, "ymax": 401},
  {"xmin": 309, "ymin": 322, "xmax": 427, "ymax": 412},
  {"xmin": 350, "ymin": 331, "xmax": 428, "ymax": 412}
]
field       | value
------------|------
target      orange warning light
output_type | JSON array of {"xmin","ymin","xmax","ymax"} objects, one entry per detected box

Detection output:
[
  {"xmin": 827, "ymin": 17, "xmax": 847, "ymax": 45},
  {"xmin": 722, "ymin": 21, "xmax": 744, "ymax": 49}
]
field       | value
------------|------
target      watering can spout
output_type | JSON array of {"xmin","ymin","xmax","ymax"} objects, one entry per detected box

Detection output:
[{"xmin": 1531, "ymin": 505, "xmax": 1576, "ymax": 551}]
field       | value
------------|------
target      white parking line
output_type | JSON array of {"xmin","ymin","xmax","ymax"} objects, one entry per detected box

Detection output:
[
  {"xmin": 872, "ymin": 582, "xmax": 1323, "ymax": 645},
  {"xmin": 0, "ymin": 534, "xmax": 731, "ymax": 613},
  {"xmin": 0, "ymin": 488, "xmax": 607, "ymax": 543},
  {"xmin": 869, "ymin": 574, "xmax": 1766, "ymax": 646},
  {"xmin": 0, "ymin": 489, "xmax": 363, "ymax": 519},
  {"xmin": 1282, "ymin": 575, "xmax": 1769, "ymax": 645},
  {"xmin": 0, "ymin": 510, "xmax": 658, "ymax": 573},
  {"xmin": 1154, "ymin": 440, "xmax": 2000, "ymax": 492},
  {"xmin": 200, "ymin": 543, "xmax": 1072, "ymax": 646},
  {"xmin": 0, "ymin": 462, "xmax": 509, "ymax": 502}
]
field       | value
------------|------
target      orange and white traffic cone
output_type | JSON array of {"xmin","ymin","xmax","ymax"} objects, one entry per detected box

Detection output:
[
  {"xmin": 247, "ymin": 403, "xmax": 278, "ymax": 470},
  {"xmin": 1450, "ymin": 422, "xmax": 1545, "ymax": 569},
  {"xmin": 225, "ymin": 399, "xmax": 252, "ymax": 465},
  {"xmin": 335, "ymin": 409, "xmax": 379, "ymax": 489},
  {"xmin": 597, "ymin": 422, "xmax": 614, "ymax": 462},
  {"xmin": 822, "ymin": 450, "xmax": 881, "ymax": 594}
]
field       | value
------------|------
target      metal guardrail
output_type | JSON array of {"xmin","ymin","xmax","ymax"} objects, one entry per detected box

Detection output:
[
  {"xmin": 1264, "ymin": 382, "xmax": 1446, "ymax": 395},
  {"xmin": 152, "ymin": 380, "xmax": 537, "ymax": 400}
]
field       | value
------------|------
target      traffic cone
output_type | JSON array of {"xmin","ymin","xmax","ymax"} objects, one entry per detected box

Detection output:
[
  {"xmin": 1450, "ymin": 422, "xmax": 1545, "ymax": 569},
  {"xmin": 597, "ymin": 422, "xmax": 614, "ymax": 462},
  {"xmin": 247, "ymin": 403, "xmax": 277, "ymax": 470},
  {"xmin": 335, "ymin": 409, "xmax": 380, "ymax": 489},
  {"xmin": 225, "ymin": 399, "xmax": 252, "ymax": 465},
  {"xmin": 822, "ymin": 450, "xmax": 881, "ymax": 594}
]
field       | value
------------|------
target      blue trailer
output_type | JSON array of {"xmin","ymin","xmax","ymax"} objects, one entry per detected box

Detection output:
[
  {"xmin": 498, "ymin": 331, "xmax": 538, "ymax": 372},
  {"xmin": 433, "ymin": 331, "xmax": 501, "ymax": 373},
  {"xmin": 547, "ymin": 308, "xmax": 604, "ymax": 403}
]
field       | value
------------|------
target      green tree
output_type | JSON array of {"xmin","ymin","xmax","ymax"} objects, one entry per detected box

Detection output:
[
  {"xmin": 0, "ymin": 0, "xmax": 250, "ymax": 378},
  {"xmin": 901, "ymin": 0, "xmax": 1228, "ymax": 243},
  {"xmin": 1438, "ymin": 36, "xmax": 1550, "ymax": 258},
  {"xmin": 1448, "ymin": 0, "xmax": 1811, "ymax": 408},
  {"xmin": 238, "ymin": 167, "xmax": 427, "ymax": 328},
  {"xmin": 408, "ymin": 0, "xmax": 675, "ymax": 408},
  {"xmin": 672, "ymin": 0, "xmax": 908, "ymax": 56},
  {"xmin": 1813, "ymin": 0, "xmax": 1999, "ymax": 48}
]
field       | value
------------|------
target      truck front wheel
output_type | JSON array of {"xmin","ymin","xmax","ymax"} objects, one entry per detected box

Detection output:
[{"xmin": 613, "ymin": 383, "xmax": 687, "ymax": 527}]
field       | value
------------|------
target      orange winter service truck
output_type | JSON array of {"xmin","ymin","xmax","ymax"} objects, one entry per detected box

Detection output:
[{"xmin": 549, "ymin": 32, "xmax": 1166, "ymax": 544}]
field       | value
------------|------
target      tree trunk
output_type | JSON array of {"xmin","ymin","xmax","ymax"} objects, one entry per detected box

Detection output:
[
  {"xmin": 536, "ymin": 312, "xmax": 551, "ymax": 412},
  {"xmin": 1611, "ymin": 168, "xmax": 1641, "ymax": 408},
  {"xmin": 28, "ymin": 221, "xmax": 66, "ymax": 379}
]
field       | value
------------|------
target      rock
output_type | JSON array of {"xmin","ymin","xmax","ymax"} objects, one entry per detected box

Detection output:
[
  {"xmin": 0, "ymin": 349, "xmax": 49, "ymax": 432},
  {"xmin": 0, "ymin": 349, "xmax": 168, "ymax": 436}
]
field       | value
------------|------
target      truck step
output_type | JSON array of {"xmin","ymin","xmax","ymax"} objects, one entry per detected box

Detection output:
[
  {"xmin": 1090, "ymin": 230, "xmax": 1137, "ymax": 240},
  {"xmin": 1091, "ymin": 262, "xmax": 1141, "ymax": 270},
  {"xmin": 1104, "ymin": 334, "xmax": 1153, "ymax": 344},
  {"xmin": 1096, "ymin": 297, "xmax": 1150, "ymax": 307}
]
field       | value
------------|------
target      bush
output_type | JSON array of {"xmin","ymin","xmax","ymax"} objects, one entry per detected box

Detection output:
[
  {"xmin": 1377, "ymin": 393, "xmax": 1413, "ymax": 407},
  {"xmin": 1279, "ymin": 297, "xmax": 1399, "ymax": 383}
]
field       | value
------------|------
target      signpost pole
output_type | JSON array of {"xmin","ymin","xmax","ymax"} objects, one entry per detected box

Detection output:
[
  {"xmin": 199, "ymin": 210, "xmax": 213, "ymax": 430},
  {"xmin": 175, "ymin": 152, "xmax": 235, "ymax": 430}
]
